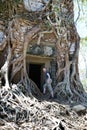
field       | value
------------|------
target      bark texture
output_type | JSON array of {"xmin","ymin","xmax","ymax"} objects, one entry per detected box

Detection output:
[
  {"xmin": 0, "ymin": 0, "xmax": 86, "ymax": 101},
  {"xmin": 0, "ymin": 0, "xmax": 87, "ymax": 128},
  {"xmin": 53, "ymin": 0, "xmax": 86, "ymax": 101}
]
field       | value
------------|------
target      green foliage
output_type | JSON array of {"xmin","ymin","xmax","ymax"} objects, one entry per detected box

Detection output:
[
  {"xmin": 14, "ymin": 0, "xmax": 22, "ymax": 3},
  {"xmin": 81, "ymin": 0, "xmax": 87, "ymax": 4},
  {"xmin": 81, "ymin": 79, "xmax": 87, "ymax": 90},
  {"xmin": 81, "ymin": 38, "xmax": 87, "ymax": 46},
  {"xmin": 44, "ymin": 21, "xmax": 51, "ymax": 30},
  {"xmin": 53, "ymin": 5, "xmax": 59, "ymax": 12}
]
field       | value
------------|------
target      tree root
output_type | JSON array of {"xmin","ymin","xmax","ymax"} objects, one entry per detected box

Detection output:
[{"xmin": 0, "ymin": 84, "xmax": 30, "ymax": 124}]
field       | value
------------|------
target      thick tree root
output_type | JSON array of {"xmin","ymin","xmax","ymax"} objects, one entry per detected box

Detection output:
[
  {"xmin": 53, "ymin": 80, "xmax": 87, "ymax": 104},
  {"xmin": 0, "ymin": 84, "xmax": 30, "ymax": 124}
]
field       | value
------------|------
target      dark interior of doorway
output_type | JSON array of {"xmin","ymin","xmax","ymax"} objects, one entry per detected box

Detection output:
[{"xmin": 29, "ymin": 63, "xmax": 44, "ymax": 92}]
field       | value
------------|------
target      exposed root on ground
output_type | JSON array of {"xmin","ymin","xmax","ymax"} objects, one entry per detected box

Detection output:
[
  {"xmin": 53, "ymin": 80, "xmax": 87, "ymax": 104},
  {"xmin": 0, "ymin": 84, "xmax": 87, "ymax": 130}
]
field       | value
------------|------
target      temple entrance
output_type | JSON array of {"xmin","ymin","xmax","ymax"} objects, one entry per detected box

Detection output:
[
  {"xmin": 26, "ymin": 54, "xmax": 53, "ymax": 93},
  {"xmin": 29, "ymin": 63, "xmax": 44, "ymax": 92}
]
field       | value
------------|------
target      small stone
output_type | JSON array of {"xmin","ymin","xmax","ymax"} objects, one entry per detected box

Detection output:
[
  {"xmin": 0, "ymin": 119, "xmax": 5, "ymax": 126},
  {"xmin": 65, "ymin": 105, "xmax": 71, "ymax": 111},
  {"xmin": 72, "ymin": 105, "xmax": 86, "ymax": 115},
  {"xmin": 84, "ymin": 114, "xmax": 87, "ymax": 120}
]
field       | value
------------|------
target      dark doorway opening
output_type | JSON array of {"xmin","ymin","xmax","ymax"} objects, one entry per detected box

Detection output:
[{"xmin": 29, "ymin": 63, "xmax": 44, "ymax": 92}]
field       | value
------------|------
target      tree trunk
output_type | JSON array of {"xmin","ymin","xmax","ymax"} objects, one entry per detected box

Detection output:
[
  {"xmin": 0, "ymin": 19, "xmax": 40, "ymax": 96},
  {"xmin": 54, "ymin": 0, "xmax": 86, "ymax": 101},
  {"xmin": 0, "ymin": 0, "xmax": 86, "ymax": 101}
]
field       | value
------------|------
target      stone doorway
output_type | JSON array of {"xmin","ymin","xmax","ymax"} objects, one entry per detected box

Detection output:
[{"xmin": 29, "ymin": 63, "xmax": 44, "ymax": 92}]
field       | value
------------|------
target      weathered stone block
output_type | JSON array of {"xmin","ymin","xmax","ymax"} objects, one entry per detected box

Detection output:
[{"xmin": 72, "ymin": 105, "xmax": 86, "ymax": 115}]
